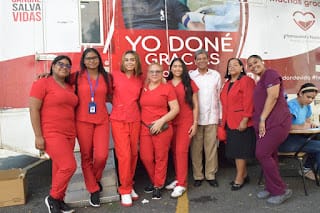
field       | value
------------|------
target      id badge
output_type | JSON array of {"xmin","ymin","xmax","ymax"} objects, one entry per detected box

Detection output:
[{"xmin": 88, "ymin": 102, "xmax": 97, "ymax": 114}]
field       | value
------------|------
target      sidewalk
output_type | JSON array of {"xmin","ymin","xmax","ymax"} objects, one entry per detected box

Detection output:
[{"xmin": 1, "ymin": 148, "xmax": 320, "ymax": 213}]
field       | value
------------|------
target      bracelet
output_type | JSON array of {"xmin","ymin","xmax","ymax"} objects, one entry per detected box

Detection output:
[{"xmin": 183, "ymin": 15, "xmax": 190, "ymax": 28}]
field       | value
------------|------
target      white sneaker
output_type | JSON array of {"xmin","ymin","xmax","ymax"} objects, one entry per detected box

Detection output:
[
  {"xmin": 131, "ymin": 189, "xmax": 139, "ymax": 201},
  {"xmin": 257, "ymin": 190, "xmax": 270, "ymax": 199},
  {"xmin": 165, "ymin": 180, "xmax": 178, "ymax": 190},
  {"xmin": 121, "ymin": 194, "xmax": 132, "ymax": 207},
  {"xmin": 170, "ymin": 186, "xmax": 186, "ymax": 198},
  {"xmin": 266, "ymin": 189, "xmax": 292, "ymax": 205}
]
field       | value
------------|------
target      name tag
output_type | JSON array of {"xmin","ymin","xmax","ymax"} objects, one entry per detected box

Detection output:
[{"xmin": 89, "ymin": 102, "xmax": 97, "ymax": 114}]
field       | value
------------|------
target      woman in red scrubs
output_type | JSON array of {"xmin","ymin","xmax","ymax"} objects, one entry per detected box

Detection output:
[
  {"xmin": 75, "ymin": 48, "xmax": 112, "ymax": 207},
  {"xmin": 139, "ymin": 62, "xmax": 179, "ymax": 200},
  {"xmin": 110, "ymin": 50, "xmax": 143, "ymax": 207},
  {"xmin": 29, "ymin": 55, "xmax": 77, "ymax": 213},
  {"xmin": 165, "ymin": 58, "xmax": 199, "ymax": 198}
]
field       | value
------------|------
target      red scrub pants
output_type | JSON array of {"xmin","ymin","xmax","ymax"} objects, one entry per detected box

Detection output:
[
  {"xmin": 76, "ymin": 120, "xmax": 109, "ymax": 193},
  {"xmin": 45, "ymin": 133, "xmax": 77, "ymax": 200},
  {"xmin": 171, "ymin": 122, "xmax": 192, "ymax": 187},
  {"xmin": 140, "ymin": 125, "xmax": 173, "ymax": 188},
  {"xmin": 111, "ymin": 120, "xmax": 140, "ymax": 195}
]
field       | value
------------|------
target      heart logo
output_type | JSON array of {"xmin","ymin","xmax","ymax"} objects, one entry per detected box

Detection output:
[{"xmin": 293, "ymin": 11, "xmax": 315, "ymax": 31}]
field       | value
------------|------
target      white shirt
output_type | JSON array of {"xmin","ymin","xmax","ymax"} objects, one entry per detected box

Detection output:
[{"xmin": 189, "ymin": 68, "xmax": 221, "ymax": 125}]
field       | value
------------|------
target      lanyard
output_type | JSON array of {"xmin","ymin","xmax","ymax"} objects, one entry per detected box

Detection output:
[{"xmin": 86, "ymin": 71, "xmax": 99, "ymax": 102}]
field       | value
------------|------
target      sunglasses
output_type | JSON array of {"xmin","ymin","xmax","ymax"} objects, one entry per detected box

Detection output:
[{"xmin": 56, "ymin": 61, "xmax": 71, "ymax": 69}]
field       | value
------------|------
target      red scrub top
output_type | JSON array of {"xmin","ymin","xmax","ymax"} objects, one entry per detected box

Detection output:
[
  {"xmin": 29, "ymin": 77, "xmax": 78, "ymax": 137},
  {"xmin": 168, "ymin": 80, "xmax": 199, "ymax": 125},
  {"xmin": 75, "ymin": 71, "xmax": 109, "ymax": 124},
  {"xmin": 140, "ymin": 83, "xmax": 177, "ymax": 124},
  {"xmin": 110, "ymin": 71, "xmax": 143, "ymax": 122}
]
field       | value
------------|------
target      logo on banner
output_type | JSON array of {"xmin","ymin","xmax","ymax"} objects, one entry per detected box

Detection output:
[{"xmin": 293, "ymin": 11, "xmax": 315, "ymax": 31}]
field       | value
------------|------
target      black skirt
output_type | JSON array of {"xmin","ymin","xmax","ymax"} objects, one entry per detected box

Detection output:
[{"xmin": 225, "ymin": 125, "xmax": 256, "ymax": 159}]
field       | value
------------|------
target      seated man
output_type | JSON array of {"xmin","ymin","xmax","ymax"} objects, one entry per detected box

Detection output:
[{"xmin": 279, "ymin": 83, "xmax": 320, "ymax": 180}]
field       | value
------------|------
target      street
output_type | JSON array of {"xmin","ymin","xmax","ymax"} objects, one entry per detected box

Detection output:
[{"xmin": 1, "ymin": 146, "xmax": 320, "ymax": 213}]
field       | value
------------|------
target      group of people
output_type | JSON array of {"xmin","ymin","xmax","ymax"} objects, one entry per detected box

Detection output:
[
  {"xmin": 29, "ymin": 48, "xmax": 320, "ymax": 213},
  {"xmin": 30, "ymin": 49, "xmax": 114, "ymax": 213}
]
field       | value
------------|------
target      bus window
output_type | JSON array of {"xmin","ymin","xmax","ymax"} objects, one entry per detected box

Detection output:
[{"xmin": 80, "ymin": 0, "xmax": 103, "ymax": 45}]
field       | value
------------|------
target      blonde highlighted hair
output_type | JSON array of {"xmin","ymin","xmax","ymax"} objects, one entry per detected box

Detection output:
[{"xmin": 120, "ymin": 50, "xmax": 142, "ymax": 76}]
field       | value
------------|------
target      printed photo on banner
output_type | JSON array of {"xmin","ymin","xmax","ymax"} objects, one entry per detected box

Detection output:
[{"xmin": 121, "ymin": 0, "xmax": 240, "ymax": 32}]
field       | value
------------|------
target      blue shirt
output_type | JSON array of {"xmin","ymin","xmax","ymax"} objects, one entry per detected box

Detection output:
[{"xmin": 287, "ymin": 98, "xmax": 312, "ymax": 125}]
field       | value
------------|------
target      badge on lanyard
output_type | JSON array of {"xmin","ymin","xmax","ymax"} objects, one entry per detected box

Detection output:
[
  {"xmin": 89, "ymin": 98, "xmax": 97, "ymax": 114},
  {"xmin": 87, "ymin": 71, "xmax": 99, "ymax": 114}
]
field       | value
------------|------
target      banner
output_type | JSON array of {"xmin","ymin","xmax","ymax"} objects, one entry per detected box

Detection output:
[
  {"xmin": 110, "ymin": 0, "xmax": 320, "ymax": 94},
  {"xmin": 1, "ymin": 0, "xmax": 320, "ymax": 107}
]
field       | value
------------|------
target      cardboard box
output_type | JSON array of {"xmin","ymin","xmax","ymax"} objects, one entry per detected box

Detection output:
[{"xmin": 0, "ymin": 168, "xmax": 27, "ymax": 207}]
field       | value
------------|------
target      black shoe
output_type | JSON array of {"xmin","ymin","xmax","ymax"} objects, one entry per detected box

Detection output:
[
  {"xmin": 59, "ymin": 200, "xmax": 75, "ymax": 213},
  {"xmin": 45, "ymin": 195, "xmax": 61, "ymax": 213},
  {"xmin": 231, "ymin": 182, "xmax": 244, "ymax": 191},
  {"xmin": 144, "ymin": 184, "xmax": 155, "ymax": 193},
  {"xmin": 231, "ymin": 176, "xmax": 250, "ymax": 191},
  {"xmin": 193, "ymin": 180, "xmax": 203, "ymax": 187},
  {"xmin": 207, "ymin": 179, "xmax": 219, "ymax": 187},
  {"xmin": 152, "ymin": 187, "xmax": 162, "ymax": 200},
  {"xmin": 89, "ymin": 191, "xmax": 100, "ymax": 207},
  {"xmin": 230, "ymin": 176, "xmax": 250, "ymax": 186},
  {"xmin": 97, "ymin": 181, "xmax": 103, "ymax": 192}
]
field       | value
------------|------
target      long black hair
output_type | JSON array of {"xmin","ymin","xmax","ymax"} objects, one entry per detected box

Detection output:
[
  {"xmin": 77, "ymin": 48, "xmax": 113, "ymax": 100},
  {"xmin": 167, "ymin": 58, "xmax": 194, "ymax": 109},
  {"xmin": 49, "ymin": 55, "xmax": 72, "ymax": 83}
]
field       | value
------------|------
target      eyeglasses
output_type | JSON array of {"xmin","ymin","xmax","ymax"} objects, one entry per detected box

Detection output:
[
  {"xmin": 56, "ymin": 61, "xmax": 71, "ymax": 69},
  {"xmin": 149, "ymin": 70, "xmax": 162, "ymax": 75},
  {"xmin": 84, "ymin": 56, "xmax": 99, "ymax": 61}
]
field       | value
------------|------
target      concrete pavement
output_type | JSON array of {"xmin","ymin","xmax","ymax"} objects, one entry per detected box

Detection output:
[{"xmin": 1, "ymin": 147, "xmax": 320, "ymax": 213}]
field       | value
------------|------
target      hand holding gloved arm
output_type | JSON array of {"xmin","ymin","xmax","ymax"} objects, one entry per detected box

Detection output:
[{"xmin": 186, "ymin": 2, "xmax": 240, "ymax": 31}]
